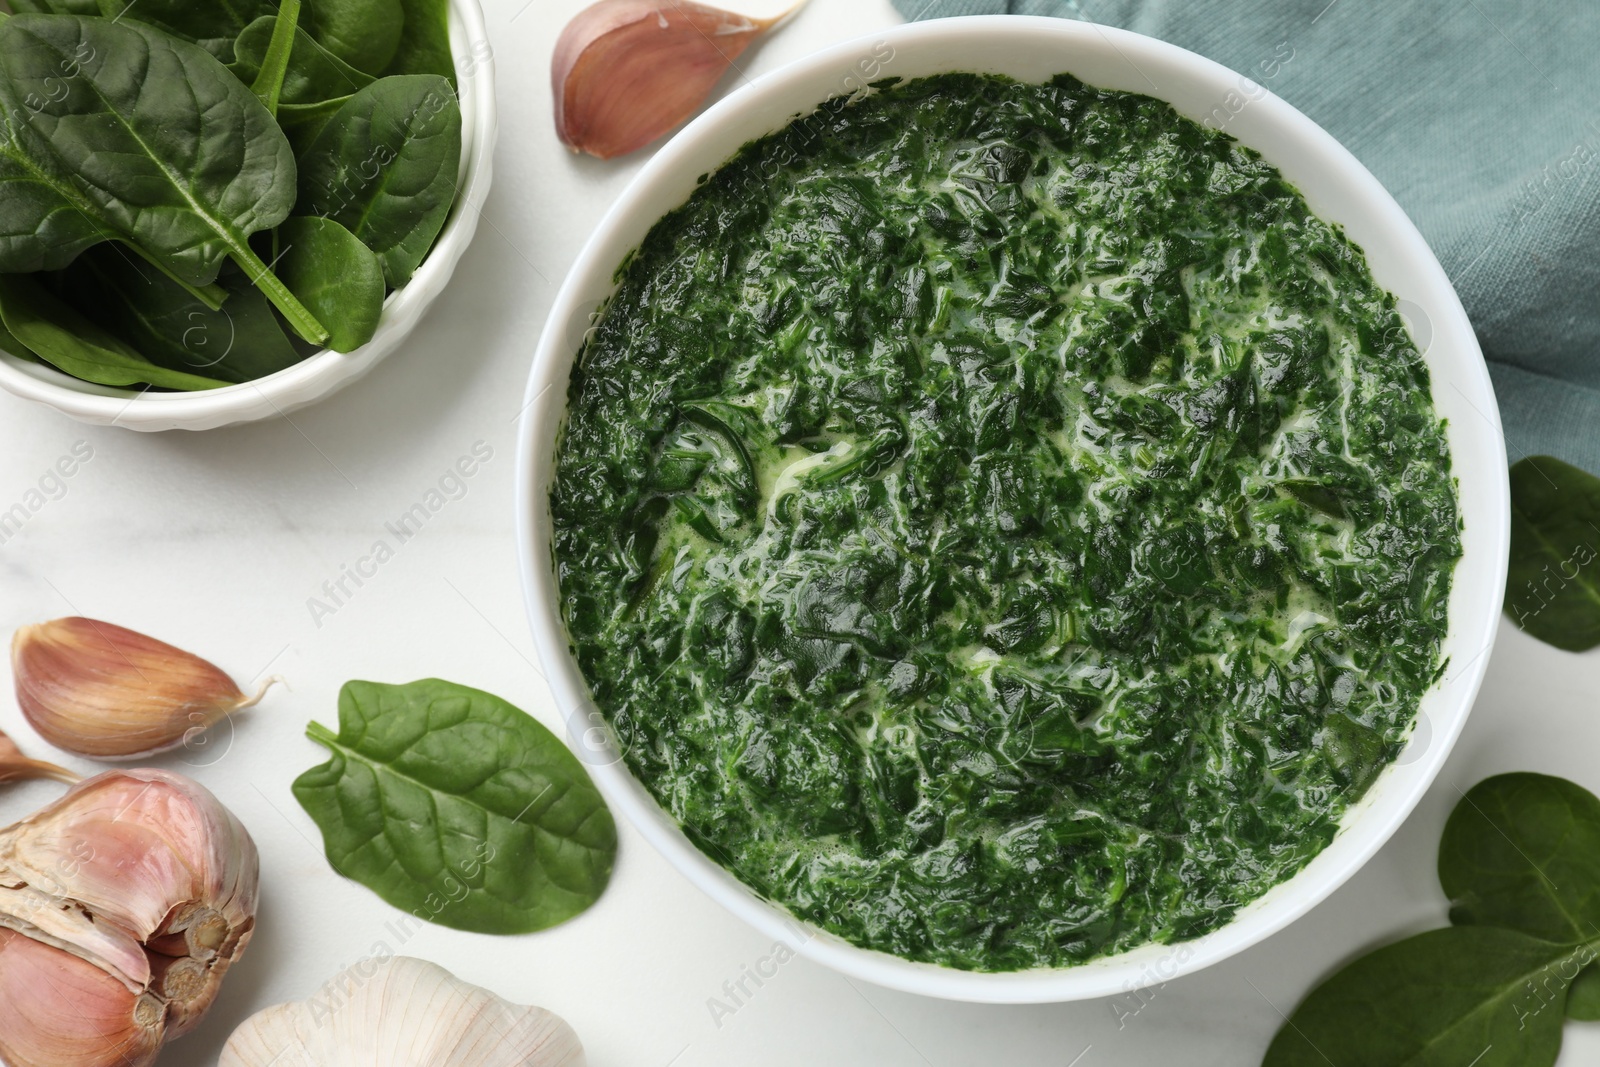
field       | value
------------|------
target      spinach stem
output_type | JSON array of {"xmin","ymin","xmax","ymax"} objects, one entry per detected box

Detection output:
[
  {"xmin": 250, "ymin": 0, "xmax": 302, "ymax": 117},
  {"xmin": 230, "ymin": 241, "xmax": 330, "ymax": 347},
  {"xmin": 305, "ymin": 720, "xmax": 339, "ymax": 747},
  {"xmin": 123, "ymin": 242, "xmax": 227, "ymax": 311}
]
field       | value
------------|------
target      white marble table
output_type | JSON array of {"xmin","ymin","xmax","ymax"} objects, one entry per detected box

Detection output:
[{"xmin": 0, "ymin": 1, "xmax": 1590, "ymax": 1063}]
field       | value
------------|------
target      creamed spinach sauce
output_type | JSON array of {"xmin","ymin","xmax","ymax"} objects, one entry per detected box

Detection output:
[{"xmin": 551, "ymin": 74, "xmax": 1459, "ymax": 971}]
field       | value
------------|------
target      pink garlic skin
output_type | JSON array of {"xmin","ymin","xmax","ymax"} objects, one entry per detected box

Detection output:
[
  {"xmin": 0, "ymin": 769, "xmax": 260, "ymax": 1065},
  {"xmin": 12, "ymin": 617, "xmax": 252, "ymax": 760},
  {"xmin": 0, "ymin": 928, "xmax": 166, "ymax": 1067},
  {"xmin": 553, "ymin": 0, "xmax": 784, "ymax": 159},
  {"xmin": 0, "ymin": 729, "xmax": 75, "ymax": 785}
]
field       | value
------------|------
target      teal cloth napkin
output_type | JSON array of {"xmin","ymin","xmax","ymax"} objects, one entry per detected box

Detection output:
[{"xmin": 893, "ymin": 0, "xmax": 1600, "ymax": 473}]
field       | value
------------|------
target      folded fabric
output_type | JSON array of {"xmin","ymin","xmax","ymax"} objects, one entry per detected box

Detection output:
[{"xmin": 894, "ymin": 0, "xmax": 1600, "ymax": 473}]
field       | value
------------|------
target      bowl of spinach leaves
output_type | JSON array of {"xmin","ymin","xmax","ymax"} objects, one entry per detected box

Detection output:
[{"xmin": 0, "ymin": 0, "xmax": 495, "ymax": 431}]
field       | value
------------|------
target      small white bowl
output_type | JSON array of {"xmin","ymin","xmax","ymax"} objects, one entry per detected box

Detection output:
[
  {"xmin": 516, "ymin": 16, "xmax": 1510, "ymax": 1003},
  {"xmin": 0, "ymin": 0, "xmax": 497, "ymax": 432}
]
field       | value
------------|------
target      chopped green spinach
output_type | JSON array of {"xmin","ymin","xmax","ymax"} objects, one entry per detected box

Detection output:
[{"xmin": 552, "ymin": 74, "xmax": 1460, "ymax": 971}]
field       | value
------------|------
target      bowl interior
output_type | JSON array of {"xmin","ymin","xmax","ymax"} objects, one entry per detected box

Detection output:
[{"xmin": 516, "ymin": 16, "xmax": 1509, "ymax": 1002}]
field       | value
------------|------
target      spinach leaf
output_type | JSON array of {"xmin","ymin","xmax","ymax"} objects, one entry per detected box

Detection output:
[
  {"xmin": 231, "ymin": 14, "xmax": 374, "ymax": 107},
  {"xmin": 295, "ymin": 74, "xmax": 461, "ymax": 287},
  {"xmin": 0, "ymin": 54, "xmax": 119, "ymax": 274},
  {"xmin": 1267, "ymin": 774, "xmax": 1600, "ymax": 1065},
  {"xmin": 384, "ymin": 0, "xmax": 453, "ymax": 82},
  {"xmin": 1506, "ymin": 456, "xmax": 1600, "ymax": 651},
  {"xmin": 1569, "ymin": 963, "xmax": 1600, "ymax": 1020},
  {"xmin": 0, "ymin": 314, "xmax": 37, "ymax": 364},
  {"xmin": 1262, "ymin": 926, "xmax": 1586, "ymax": 1067},
  {"xmin": 7, "ymin": 0, "xmax": 97, "ymax": 14},
  {"xmin": 60, "ymin": 247, "xmax": 307, "ymax": 384},
  {"xmin": 303, "ymin": 0, "xmax": 403, "ymax": 76},
  {"xmin": 247, "ymin": 0, "xmax": 301, "ymax": 115},
  {"xmin": 0, "ymin": 112, "xmax": 225, "ymax": 309},
  {"xmin": 0, "ymin": 15, "xmax": 328, "ymax": 345},
  {"xmin": 275, "ymin": 216, "xmax": 384, "ymax": 352},
  {"xmin": 0, "ymin": 273, "xmax": 228, "ymax": 390},
  {"xmin": 278, "ymin": 96, "xmax": 354, "ymax": 155},
  {"xmin": 293, "ymin": 679, "xmax": 617, "ymax": 935},
  {"xmin": 1439, "ymin": 772, "xmax": 1600, "ymax": 943},
  {"xmin": 93, "ymin": 0, "xmax": 273, "ymax": 61},
  {"xmin": 1280, "ymin": 479, "xmax": 1347, "ymax": 519}
]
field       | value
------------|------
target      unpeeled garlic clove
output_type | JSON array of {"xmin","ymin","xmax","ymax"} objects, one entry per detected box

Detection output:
[
  {"xmin": 0, "ymin": 928, "xmax": 165, "ymax": 1067},
  {"xmin": 221, "ymin": 956, "xmax": 586, "ymax": 1066},
  {"xmin": 0, "ymin": 768, "xmax": 259, "ymax": 1063},
  {"xmin": 553, "ymin": 0, "xmax": 805, "ymax": 159},
  {"xmin": 0, "ymin": 727, "xmax": 77, "ymax": 785},
  {"xmin": 12, "ymin": 617, "xmax": 276, "ymax": 759}
]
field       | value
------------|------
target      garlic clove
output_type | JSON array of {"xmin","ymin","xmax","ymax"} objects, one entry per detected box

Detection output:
[
  {"xmin": 221, "ymin": 956, "xmax": 586, "ymax": 1067},
  {"xmin": 11, "ymin": 617, "xmax": 276, "ymax": 760},
  {"xmin": 0, "ymin": 727, "xmax": 77, "ymax": 785},
  {"xmin": 553, "ymin": 0, "xmax": 806, "ymax": 159},
  {"xmin": 0, "ymin": 927, "xmax": 165, "ymax": 1067},
  {"xmin": 0, "ymin": 879, "xmax": 155, "ymax": 993}
]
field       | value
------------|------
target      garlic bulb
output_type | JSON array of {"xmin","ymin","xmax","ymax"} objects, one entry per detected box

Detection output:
[
  {"xmin": 553, "ymin": 0, "xmax": 806, "ymax": 159},
  {"xmin": 221, "ymin": 956, "xmax": 586, "ymax": 1067},
  {"xmin": 11, "ymin": 616, "xmax": 277, "ymax": 759},
  {"xmin": 0, "ymin": 768, "xmax": 259, "ymax": 1067}
]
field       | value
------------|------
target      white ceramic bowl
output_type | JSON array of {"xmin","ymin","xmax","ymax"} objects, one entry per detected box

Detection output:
[
  {"xmin": 516, "ymin": 16, "xmax": 1509, "ymax": 1003},
  {"xmin": 0, "ymin": 0, "xmax": 497, "ymax": 432}
]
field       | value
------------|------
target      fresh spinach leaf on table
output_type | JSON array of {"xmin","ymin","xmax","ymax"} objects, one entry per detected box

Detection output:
[
  {"xmin": 1263, "ymin": 773, "xmax": 1600, "ymax": 1067},
  {"xmin": 1438, "ymin": 771, "xmax": 1600, "ymax": 941},
  {"xmin": 274, "ymin": 216, "xmax": 384, "ymax": 353},
  {"xmin": 0, "ymin": 274, "xmax": 230, "ymax": 390},
  {"xmin": 296, "ymin": 74, "xmax": 462, "ymax": 287},
  {"xmin": 1568, "ymin": 964, "xmax": 1600, "ymax": 1020},
  {"xmin": 1506, "ymin": 456, "xmax": 1600, "ymax": 652},
  {"xmin": 0, "ymin": 15, "xmax": 329, "ymax": 345},
  {"xmin": 1262, "ymin": 927, "xmax": 1583, "ymax": 1067},
  {"xmin": 293, "ymin": 679, "xmax": 617, "ymax": 935}
]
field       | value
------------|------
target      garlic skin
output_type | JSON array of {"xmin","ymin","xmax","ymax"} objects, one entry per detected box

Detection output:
[
  {"xmin": 12, "ymin": 617, "xmax": 273, "ymax": 760},
  {"xmin": 0, "ymin": 769, "xmax": 259, "ymax": 1067},
  {"xmin": 0, "ymin": 928, "xmax": 165, "ymax": 1067},
  {"xmin": 0, "ymin": 728, "xmax": 77, "ymax": 785},
  {"xmin": 221, "ymin": 957, "xmax": 586, "ymax": 1067},
  {"xmin": 553, "ymin": 0, "xmax": 804, "ymax": 159}
]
